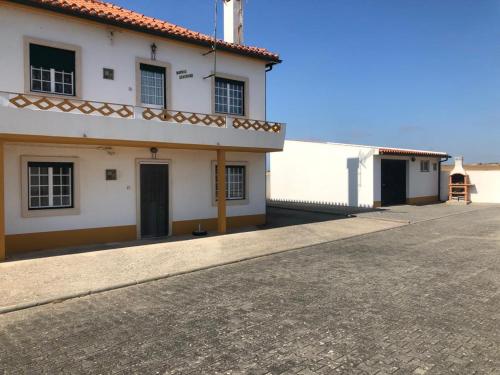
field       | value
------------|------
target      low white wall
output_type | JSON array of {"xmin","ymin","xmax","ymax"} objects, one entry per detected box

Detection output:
[
  {"xmin": 5, "ymin": 143, "xmax": 265, "ymax": 235},
  {"xmin": 269, "ymin": 141, "xmax": 376, "ymax": 208},
  {"xmin": 440, "ymin": 168, "xmax": 500, "ymax": 203}
]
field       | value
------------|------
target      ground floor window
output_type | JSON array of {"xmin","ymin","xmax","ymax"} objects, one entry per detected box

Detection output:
[
  {"xmin": 420, "ymin": 160, "xmax": 430, "ymax": 172},
  {"xmin": 28, "ymin": 162, "xmax": 74, "ymax": 209},
  {"xmin": 215, "ymin": 165, "xmax": 246, "ymax": 200},
  {"xmin": 21, "ymin": 156, "xmax": 80, "ymax": 217}
]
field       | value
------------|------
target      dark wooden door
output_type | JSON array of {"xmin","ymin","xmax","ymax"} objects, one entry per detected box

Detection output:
[
  {"xmin": 140, "ymin": 164, "xmax": 168, "ymax": 238},
  {"xmin": 381, "ymin": 159, "xmax": 407, "ymax": 206}
]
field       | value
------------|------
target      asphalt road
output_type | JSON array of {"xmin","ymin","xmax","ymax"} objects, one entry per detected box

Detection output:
[{"xmin": 1, "ymin": 206, "xmax": 499, "ymax": 374}]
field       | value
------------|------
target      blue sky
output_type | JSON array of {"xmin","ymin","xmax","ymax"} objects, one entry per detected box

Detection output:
[{"xmin": 115, "ymin": 0, "xmax": 500, "ymax": 162}]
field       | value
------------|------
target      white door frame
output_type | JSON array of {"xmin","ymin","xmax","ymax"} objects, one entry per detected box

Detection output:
[{"xmin": 135, "ymin": 158, "xmax": 173, "ymax": 239}]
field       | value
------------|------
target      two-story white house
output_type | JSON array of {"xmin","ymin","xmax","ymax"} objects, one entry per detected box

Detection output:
[{"xmin": 0, "ymin": 0, "xmax": 285, "ymax": 259}]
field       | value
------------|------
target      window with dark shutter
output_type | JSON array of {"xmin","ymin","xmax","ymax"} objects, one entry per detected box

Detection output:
[{"xmin": 29, "ymin": 44, "xmax": 76, "ymax": 96}]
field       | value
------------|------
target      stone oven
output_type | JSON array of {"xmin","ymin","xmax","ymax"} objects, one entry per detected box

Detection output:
[{"xmin": 448, "ymin": 156, "xmax": 471, "ymax": 204}]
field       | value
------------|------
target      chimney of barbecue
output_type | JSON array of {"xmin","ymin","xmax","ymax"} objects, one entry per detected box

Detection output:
[
  {"xmin": 224, "ymin": 0, "xmax": 243, "ymax": 45},
  {"xmin": 450, "ymin": 156, "xmax": 467, "ymax": 176}
]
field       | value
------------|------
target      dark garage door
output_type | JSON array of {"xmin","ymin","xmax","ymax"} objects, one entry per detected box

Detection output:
[{"xmin": 381, "ymin": 159, "xmax": 407, "ymax": 206}]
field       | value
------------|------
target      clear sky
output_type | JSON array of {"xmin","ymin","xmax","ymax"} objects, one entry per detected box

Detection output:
[{"xmin": 115, "ymin": 0, "xmax": 500, "ymax": 162}]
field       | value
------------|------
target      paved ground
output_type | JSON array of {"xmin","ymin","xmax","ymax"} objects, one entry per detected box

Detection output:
[
  {"xmin": 1, "ymin": 206, "xmax": 499, "ymax": 374},
  {"xmin": 0, "ymin": 208, "xmax": 402, "ymax": 311}
]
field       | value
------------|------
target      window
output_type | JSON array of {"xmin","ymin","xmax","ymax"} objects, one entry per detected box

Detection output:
[
  {"xmin": 28, "ymin": 162, "xmax": 73, "ymax": 209},
  {"xmin": 140, "ymin": 63, "xmax": 166, "ymax": 107},
  {"xmin": 215, "ymin": 77, "xmax": 244, "ymax": 116},
  {"xmin": 215, "ymin": 165, "xmax": 246, "ymax": 200},
  {"xmin": 29, "ymin": 43, "xmax": 75, "ymax": 96},
  {"xmin": 433, "ymin": 163, "xmax": 438, "ymax": 171},
  {"xmin": 420, "ymin": 160, "xmax": 430, "ymax": 172}
]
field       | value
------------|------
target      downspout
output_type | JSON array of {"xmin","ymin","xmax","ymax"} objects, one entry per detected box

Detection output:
[
  {"xmin": 264, "ymin": 62, "xmax": 276, "ymax": 221},
  {"xmin": 438, "ymin": 155, "xmax": 450, "ymax": 202}
]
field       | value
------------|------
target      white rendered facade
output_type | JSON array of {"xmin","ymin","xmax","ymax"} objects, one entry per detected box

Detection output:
[
  {"xmin": 269, "ymin": 140, "xmax": 446, "ymax": 209},
  {"xmin": 0, "ymin": 1, "xmax": 284, "ymax": 258}
]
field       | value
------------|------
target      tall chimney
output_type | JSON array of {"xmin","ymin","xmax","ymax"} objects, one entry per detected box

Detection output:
[{"xmin": 223, "ymin": 0, "xmax": 243, "ymax": 45}]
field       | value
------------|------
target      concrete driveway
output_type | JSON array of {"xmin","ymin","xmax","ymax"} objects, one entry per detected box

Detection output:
[{"xmin": 1, "ymin": 204, "xmax": 499, "ymax": 374}]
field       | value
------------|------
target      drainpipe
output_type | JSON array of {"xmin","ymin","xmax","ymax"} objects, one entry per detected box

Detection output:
[
  {"xmin": 264, "ymin": 62, "xmax": 276, "ymax": 223},
  {"xmin": 438, "ymin": 155, "xmax": 450, "ymax": 202}
]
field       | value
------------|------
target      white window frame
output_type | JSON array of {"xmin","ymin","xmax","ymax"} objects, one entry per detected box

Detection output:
[
  {"xmin": 214, "ymin": 77, "xmax": 245, "ymax": 116},
  {"xmin": 30, "ymin": 66, "xmax": 74, "ymax": 96},
  {"xmin": 24, "ymin": 37, "xmax": 82, "ymax": 98},
  {"xmin": 28, "ymin": 162, "xmax": 73, "ymax": 209},
  {"xmin": 135, "ymin": 58, "xmax": 172, "ymax": 110},
  {"xmin": 211, "ymin": 161, "xmax": 249, "ymax": 206},
  {"xmin": 21, "ymin": 156, "xmax": 80, "ymax": 218},
  {"xmin": 140, "ymin": 65, "xmax": 165, "ymax": 108},
  {"xmin": 420, "ymin": 160, "xmax": 430, "ymax": 172}
]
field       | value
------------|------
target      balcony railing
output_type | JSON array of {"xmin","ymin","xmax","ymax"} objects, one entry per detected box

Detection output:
[{"xmin": 0, "ymin": 91, "xmax": 283, "ymax": 133}]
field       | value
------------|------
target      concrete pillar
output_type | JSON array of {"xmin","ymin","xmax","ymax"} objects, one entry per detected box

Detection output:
[{"xmin": 217, "ymin": 149, "xmax": 227, "ymax": 233}]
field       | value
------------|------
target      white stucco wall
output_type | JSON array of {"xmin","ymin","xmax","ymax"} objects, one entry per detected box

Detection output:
[
  {"xmin": 373, "ymin": 155, "xmax": 440, "ymax": 202},
  {"xmin": 269, "ymin": 141, "xmax": 376, "ymax": 207},
  {"xmin": 440, "ymin": 169, "xmax": 500, "ymax": 203},
  {"xmin": 5, "ymin": 143, "xmax": 266, "ymax": 235},
  {"xmin": 0, "ymin": 3, "xmax": 267, "ymax": 119},
  {"xmin": 270, "ymin": 140, "xmax": 442, "ymax": 208}
]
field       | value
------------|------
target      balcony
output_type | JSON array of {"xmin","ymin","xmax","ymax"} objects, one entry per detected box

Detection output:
[{"xmin": 0, "ymin": 91, "xmax": 286, "ymax": 151}]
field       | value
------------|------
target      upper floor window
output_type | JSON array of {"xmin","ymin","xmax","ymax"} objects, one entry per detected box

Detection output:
[
  {"xmin": 140, "ymin": 63, "xmax": 166, "ymax": 108},
  {"xmin": 29, "ymin": 44, "xmax": 75, "ymax": 96},
  {"xmin": 215, "ymin": 77, "xmax": 244, "ymax": 116}
]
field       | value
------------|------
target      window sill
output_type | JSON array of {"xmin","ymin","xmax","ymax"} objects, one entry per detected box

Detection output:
[
  {"xmin": 212, "ymin": 198, "xmax": 249, "ymax": 207},
  {"xmin": 22, "ymin": 207, "xmax": 80, "ymax": 218},
  {"xmin": 27, "ymin": 90, "xmax": 79, "ymax": 100}
]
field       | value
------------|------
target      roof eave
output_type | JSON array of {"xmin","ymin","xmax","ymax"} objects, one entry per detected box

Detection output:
[{"xmin": 8, "ymin": 0, "xmax": 281, "ymax": 64}]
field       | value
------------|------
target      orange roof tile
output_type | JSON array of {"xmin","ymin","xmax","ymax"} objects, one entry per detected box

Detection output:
[
  {"xmin": 10, "ymin": 0, "xmax": 281, "ymax": 63},
  {"xmin": 379, "ymin": 147, "xmax": 449, "ymax": 158}
]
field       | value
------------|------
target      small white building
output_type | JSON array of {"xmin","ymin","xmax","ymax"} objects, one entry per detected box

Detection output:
[
  {"xmin": 0, "ymin": 0, "xmax": 285, "ymax": 259},
  {"xmin": 269, "ymin": 140, "xmax": 449, "ymax": 209}
]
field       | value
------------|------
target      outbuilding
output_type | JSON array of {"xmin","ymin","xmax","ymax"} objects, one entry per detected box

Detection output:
[{"xmin": 269, "ymin": 140, "xmax": 449, "ymax": 208}]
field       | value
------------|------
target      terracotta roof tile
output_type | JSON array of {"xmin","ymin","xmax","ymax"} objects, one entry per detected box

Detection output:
[
  {"xmin": 10, "ymin": 0, "xmax": 280, "ymax": 62},
  {"xmin": 379, "ymin": 148, "xmax": 449, "ymax": 158}
]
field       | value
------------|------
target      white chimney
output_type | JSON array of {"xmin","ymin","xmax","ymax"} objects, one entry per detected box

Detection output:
[
  {"xmin": 450, "ymin": 156, "xmax": 467, "ymax": 176},
  {"xmin": 223, "ymin": 0, "xmax": 243, "ymax": 45}
]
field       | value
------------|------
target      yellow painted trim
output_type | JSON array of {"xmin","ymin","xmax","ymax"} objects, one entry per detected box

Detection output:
[
  {"xmin": 5, "ymin": 225, "xmax": 137, "ymax": 256},
  {"xmin": 0, "ymin": 142, "xmax": 5, "ymax": 261},
  {"xmin": 0, "ymin": 134, "xmax": 278, "ymax": 153},
  {"xmin": 172, "ymin": 214, "xmax": 266, "ymax": 236},
  {"xmin": 217, "ymin": 149, "xmax": 227, "ymax": 233},
  {"xmin": 406, "ymin": 196, "xmax": 439, "ymax": 205}
]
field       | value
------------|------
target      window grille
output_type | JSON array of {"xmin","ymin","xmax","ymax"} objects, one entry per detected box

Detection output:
[
  {"xmin": 28, "ymin": 162, "xmax": 73, "ymax": 209},
  {"xmin": 215, "ymin": 165, "xmax": 246, "ymax": 200},
  {"xmin": 215, "ymin": 78, "xmax": 244, "ymax": 116},
  {"xmin": 31, "ymin": 66, "xmax": 74, "ymax": 96},
  {"xmin": 140, "ymin": 64, "xmax": 165, "ymax": 107}
]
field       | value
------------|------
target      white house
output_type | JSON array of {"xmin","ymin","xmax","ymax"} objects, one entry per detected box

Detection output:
[
  {"xmin": 0, "ymin": 0, "xmax": 285, "ymax": 259},
  {"xmin": 269, "ymin": 140, "xmax": 449, "ymax": 209}
]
